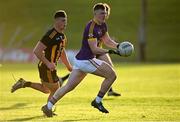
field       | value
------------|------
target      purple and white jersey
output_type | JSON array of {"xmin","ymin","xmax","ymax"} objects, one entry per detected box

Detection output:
[{"xmin": 76, "ymin": 20, "xmax": 107, "ymax": 60}]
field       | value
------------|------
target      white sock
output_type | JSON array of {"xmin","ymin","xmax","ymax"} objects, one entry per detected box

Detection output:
[
  {"xmin": 47, "ymin": 101, "xmax": 53, "ymax": 110},
  {"xmin": 95, "ymin": 96, "xmax": 102, "ymax": 103}
]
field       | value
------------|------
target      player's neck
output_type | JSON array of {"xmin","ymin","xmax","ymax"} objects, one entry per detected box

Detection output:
[
  {"xmin": 54, "ymin": 25, "xmax": 64, "ymax": 33},
  {"xmin": 93, "ymin": 18, "xmax": 102, "ymax": 25}
]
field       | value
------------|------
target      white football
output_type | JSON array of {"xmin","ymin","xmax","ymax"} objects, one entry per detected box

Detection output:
[{"xmin": 118, "ymin": 41, "xmax": 134, "ymax": 57}]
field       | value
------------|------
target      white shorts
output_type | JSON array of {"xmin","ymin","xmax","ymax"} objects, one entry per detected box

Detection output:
[{"xmin": 73, "ymin": 58, "xmax": 104, "ymax": 73}]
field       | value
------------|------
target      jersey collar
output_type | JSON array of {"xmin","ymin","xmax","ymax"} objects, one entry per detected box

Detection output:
[{"xmin": 93, "ymin": 18, "xmax": 102, "ymax": 25}]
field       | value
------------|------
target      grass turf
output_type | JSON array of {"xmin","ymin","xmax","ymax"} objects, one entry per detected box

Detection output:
[{"xmin": 0, "ymin": 63, "xmax": 180, "ymax": 121}]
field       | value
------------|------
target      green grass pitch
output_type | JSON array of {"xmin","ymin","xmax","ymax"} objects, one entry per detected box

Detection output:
[{"xmin": 0, "ymin": 63, "xmax": 180, "ymax": 121}]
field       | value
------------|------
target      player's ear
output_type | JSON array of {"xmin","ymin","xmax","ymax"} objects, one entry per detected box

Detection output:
[
  {"xmin": 93, "ymin": 10, "xmax": 98, "ymax": 16},
  {"xmin": 93, "ymin": 11, "xmax": 96, "ymax": 15}
]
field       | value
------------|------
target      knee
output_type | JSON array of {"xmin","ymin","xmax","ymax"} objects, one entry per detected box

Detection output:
[
  {"xmin": 113, "ymin": 73, "xmax": 117, "ymax": 81},
  {"xmin": 43, "ymin": 89, "xmax": 50, "ymax": 94},
  {"xmin": 108, "ymin": 71, "xmax": 117, "ymax": 82},
  {"xmin": 42, "ymin": 86, "xmax": 50, "ymax": 94}
]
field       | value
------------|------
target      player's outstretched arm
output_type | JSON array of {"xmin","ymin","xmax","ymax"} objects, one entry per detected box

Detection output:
[
  {"xmin": 88, "ymin": 38, "xmax": 109, "ymax": 55},
  {"xmin": 101, "ymin": 32, "xmax": 119, "ymax": 49},
  {"xmin": 60, "ymin": 49, "xmax": 72, "ymax": 72}
]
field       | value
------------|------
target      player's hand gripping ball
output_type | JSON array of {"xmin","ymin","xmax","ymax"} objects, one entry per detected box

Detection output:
[{"xmin": 117, "ymin": 41, "xmax": 134, "ymax": 57}]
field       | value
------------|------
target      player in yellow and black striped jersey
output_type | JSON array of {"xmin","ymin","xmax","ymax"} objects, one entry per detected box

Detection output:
[
  {"xmin": 11, "ymin": 10, "xmax": 72, "ymax": 104},
  {"xmin": 38, "ymin": 27, "xmax": 68, "ymax": 83}
]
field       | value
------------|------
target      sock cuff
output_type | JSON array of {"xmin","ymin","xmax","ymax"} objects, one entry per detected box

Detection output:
[{"xmin": 50, "ymin": 97, "xmax": 58, "ymax": 105}]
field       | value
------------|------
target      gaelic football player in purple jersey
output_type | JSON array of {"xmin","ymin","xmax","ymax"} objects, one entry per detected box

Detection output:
[{"xmin": 95, "ymin": 3, "xmax": 121, "ymax": 97}]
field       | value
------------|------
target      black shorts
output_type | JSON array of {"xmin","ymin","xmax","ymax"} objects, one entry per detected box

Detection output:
[{"xmin": 38, "ymin": 62, "xmax": 59, "ymax": 83}]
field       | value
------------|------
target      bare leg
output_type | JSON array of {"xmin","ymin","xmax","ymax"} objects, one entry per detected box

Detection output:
[
  {"xmin": 89, "ymin": 61, "xmax": 117, "ymax": 113},
  {"xmin": 42, "ymin": 60, "xmax": 116, "ymax": 115},
  {"xmin": 58, "ymin": 73, "xmax": 70, "ymax": 86},
  {"xmin": 41, "ymin": 70, "xmax": 86, "ymax": 117},
  {"xmin": 50, "ymin": 69, "xmax": 86, "ymax": 105},
  {"xmin": 41, "ymin": 81, "xmax": 60, "ymax": 101},
  {"xmin": 97, "ymin": 54, "xmax": 120, "ymax": 96},
  {"xmin": 92, "ymin": 62, "xmax": 116, "ymax": 96},
  {"xmin": 11, "ymin": 78, "xmax": 50, "ymax": 94},
  {"xmin": 11, "ymin": 78, "xmax": 61, "ymax": 102},
  {"xmin": 29, "ymin": 82, "xmax": 50, "ymax": 94}
]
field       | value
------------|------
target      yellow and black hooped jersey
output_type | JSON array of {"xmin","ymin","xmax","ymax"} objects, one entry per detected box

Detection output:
[{"xmin": 39, "ymin": 28, "xmax": 66, "ymax": 64}]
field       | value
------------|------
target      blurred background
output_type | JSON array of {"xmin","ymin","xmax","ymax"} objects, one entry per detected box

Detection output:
[{"xmin": 0, "ymin": 0, "xmax": 180, "ymax": 62}]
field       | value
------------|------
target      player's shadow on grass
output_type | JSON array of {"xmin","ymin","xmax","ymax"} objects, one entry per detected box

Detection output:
[
  {"xmin": 62, "ymin": 118, "xmax": 101, "ymax": 122},
  {"xmin": 103, "ymin": 97, "xmax": 116, "ymax": 101},
  {"xmin": 7, "ymin": 115, "xmax": 44, "ymax": 121},
  {"xmin": 8, "ymin": 116, "xmax": 99, "ymax": 122},
  {"xmin": 0, "ymin": 103, "xmax": 28, "ymax": 111}
]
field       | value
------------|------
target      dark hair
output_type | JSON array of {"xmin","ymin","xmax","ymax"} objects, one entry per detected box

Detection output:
[
  {"xmin": 54, "ymin": 10, "xmax": 67, "ymax": 19},
  {"xmin": 93, "ymin": 3, "xmax": 105, "ymax": 11}
]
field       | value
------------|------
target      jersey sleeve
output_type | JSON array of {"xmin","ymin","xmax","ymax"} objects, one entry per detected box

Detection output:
[
  {"xmin": 87, "ymin": 23, "xmax": 98, "ymax": 41},
  {"xmin": 40, "ymin": 29, "xmax": 58, "ymax": 46},
  {"xmin": 40, "ymin": 35, "xmax": 52, "ymax": 47}
]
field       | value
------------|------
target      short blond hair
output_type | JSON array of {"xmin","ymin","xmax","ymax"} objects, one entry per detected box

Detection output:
[{"xmin": 104, "ymin": 3, "xmax": 111, "ymax": 16}]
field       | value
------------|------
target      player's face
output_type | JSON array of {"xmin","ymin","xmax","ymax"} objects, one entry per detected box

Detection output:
[
  {"xmin": 55, "ymin": 17, "xmax": 67, "ymax": 30},
  {"xmin": 94, "ymin": 9, "xmax": 107, "ymax": 23}
]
